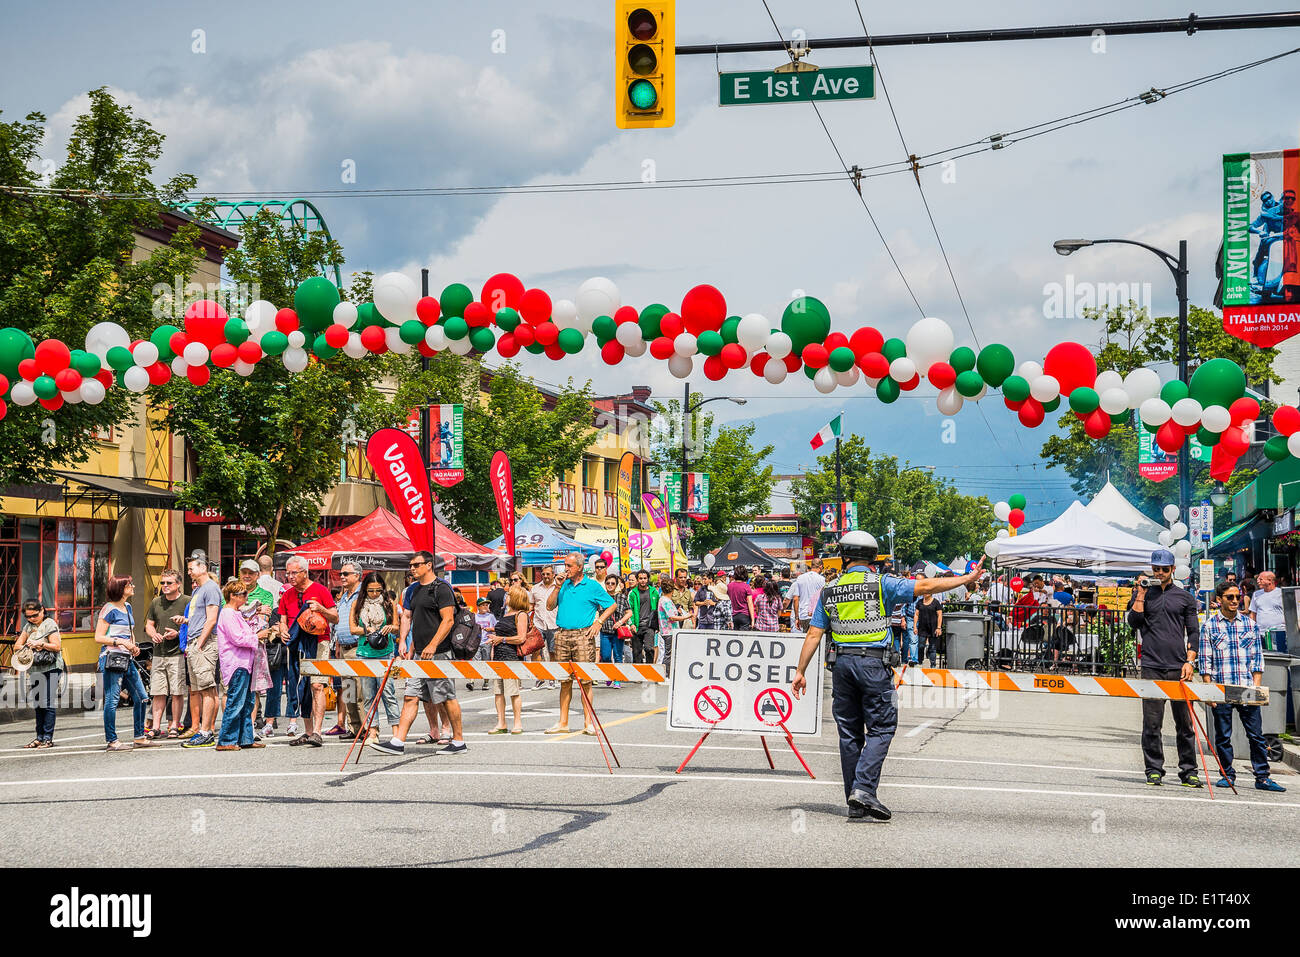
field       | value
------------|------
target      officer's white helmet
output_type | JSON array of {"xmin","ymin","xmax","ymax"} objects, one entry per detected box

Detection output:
[{"xmin": 838, "ymin": 531, "xmax": 879, "ymax": 564}]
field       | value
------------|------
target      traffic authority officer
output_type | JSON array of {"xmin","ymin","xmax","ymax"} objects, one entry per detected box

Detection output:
[{"xmin": 792, "ymin": 532, "xmax": 984, "ymax": 820}]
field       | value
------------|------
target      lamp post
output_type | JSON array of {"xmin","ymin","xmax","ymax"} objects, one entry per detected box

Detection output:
[
  {"xmin": 1054, "ymin": 237, "xmax": 1189, "ymax": 521},
  {"xmin": 679, "ymin": 384, "xmax": 746, "ymax": 528}
]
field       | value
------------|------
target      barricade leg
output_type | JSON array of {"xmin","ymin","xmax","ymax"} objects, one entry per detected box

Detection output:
[
  {"xmin": 760, "ymin": 735, "xmax": 775, "ymax": 769},
  {"xmin": 341, "ymin": 660, "xmax": 395, "ymax": 771},
  {"xmin": 675, "ymin": 731, "xmax": 711, "ymax": 774},
  {"xmin": 776, "ymin": 719, "xmax": 815, "ymax": 780},
  {"xmin": 574, "ymin": 669, "xmax": 618, "ymax": 773}
]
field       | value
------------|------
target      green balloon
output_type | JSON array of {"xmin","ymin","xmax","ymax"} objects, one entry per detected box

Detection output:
[
  {"xmin": 591, "ymin": 315, "xmax": 616, "ymax": 342},
  {"xmin": 524, "ymin": 341, "xmax": 546, "ymax": 355},
  {"xmin": 1002, "ymin": 375, "xmax": 1030, "ymax": 403},
  {"xmin": 1108, "ymin": 410, "xmax": 1127, "ymax": 425},
  {"xmin": 261, "ymin": 331, "xmax": 289, "ymax": 356},
  {"xmin": 443, "ymin": 317, "xmax": 469, "ymax": 341},
  {"xmin": 0, "ymin": 327, "xmax": 35, "ymax": 379},
  {"xmin": 72, "ymin": 349, "xmax": 102, "ymax": 377},
  {"xmin": 1265, "ymin": 434, "xmax": 1290, "ymax": 461},
  {"xmin": 293, "ymin": 276, "xmax": 341, "ymax": 332},
  {"xmin": 1143, "ymin": 420, "xmax": 1160, "ymax": 434},
  {"xmin": 639, "ymin": 304, "xmax": 668, "ymax": 340},
  {"xmin": 1068, "ymin": 387, "xmax": 1100, "ymax": 415},
  {"xmin": 721, "ymin": 316, "xmax": 741, "ymax": 345},
  {"xmin": 107, "ymin": 346, "xmax": 135, "ymax": 372},
  {"xmin": 356, "ymin": 303, "xmax": 386, "ymax": 329},
  {"xmin": 1196, "ymin": 427, "xmax": 1221, "ymax": 447},
  {"xmin": 557, "ymin": 328, "xmax": 585, "ymax": 354},
  {"xmin": 829, "ymin": 346, "xmax": 856, "ymax": 373},
  {"xmin": 781, "ymin": 297, "xmax": 831, "ymax": 352},
  {"xmin": 949, "ymin": 346, "xmax": 977, "ymax": 373},
  {"xmin": 399, "ymin": 320, "xmax": 426, "ymax": 345},
  {"xmin": 1159, "ymin": 379, "xmax": 1189, "ymax": 405},
  {"xmin": 955, "ymin": 370, "xmax": 984, "ymax": 398},
  {"xmin": 440, "ymin": 283, "xmax": 474, "ymax": 320},
  {"xmin": 697, "ymin": 330, "xmax": 724, "ymax": 356},
  {"xmin": 1008, "ymin": 493, "xmax": 1027, "ymax": 511},
  {"xmin": 312, "ymin": 333, "xmax": 339, "ymax": 359},
  {"xmin": 223, "ymin": 318, "xmax": 250, "ymax": 346},
  {"xmin": 151, "ymin": 325, "xmax": 180, "ymax": 361},
  {"xmin": 495, "ymin": 307, "xmax": 521, "ymax": 333},
  {"xmin": 881, "ymin": 337, "xmax": 907, "ymax": 362},
  {"xmin": 469, "ymin": 326, "xmax": 497, "ymax": 352},
  {"xmin": 876, "ymin": 377, "xmax": 900, "ymax": 404},
  {"xmin": 33, "ymin": 375, "xmax": 58, "ymax": 400},
  {"xmin": 803, "ymin": 363, "xmax": 818, "ymax": 381},
  {"xmin": 1043, "ymin": 396, "xmax": 1062, "ymax": 413},
  {"xmin": 975, "ymin": 344, "xmax": 1015, "ymax": 387},
  {"xmin": 1188, "ymin": 357, "xmax": 1246, "ymax": 409}
]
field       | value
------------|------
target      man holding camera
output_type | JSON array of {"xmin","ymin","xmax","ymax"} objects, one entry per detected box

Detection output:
[{"xmin": 1127, "ymin": 548, "xmax": 1201, "ymax": 787}]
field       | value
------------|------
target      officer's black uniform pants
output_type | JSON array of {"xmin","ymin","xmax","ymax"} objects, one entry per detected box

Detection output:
[{"xmin": 830, "ymin": 654, "xmax": 897, "ymax": 802}]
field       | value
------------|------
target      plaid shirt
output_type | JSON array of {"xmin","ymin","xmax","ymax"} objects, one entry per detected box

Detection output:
[
  {"xmin": 1198, "ymin": 612, "xmax": 1264, "ymax": 686},
  {"xmin": 601, "ymin": 593, "xmax": 631, "ymax": 634}
]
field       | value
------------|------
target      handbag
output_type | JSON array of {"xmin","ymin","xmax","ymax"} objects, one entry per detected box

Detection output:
[
  {"xmin": 104, "ymin": 648, "xmax": 131, "ymax": 673},
  {"xmin": 265, "ymin": 637, "xmax": 287, "ymax": 672},
  {"xmin": 616, "ymin": 625, "xmax": 633, "ymax": 639},
  {"xmin": 32, "ymin": 648, "xmax": 59, "ymax": 668},
  {"xmin": 517, "ymin": 614, "xmax": 545, "ymax": 658},
  {"xmin": 365, "ymin": 630, "xmax": 390, "ymax": 652}
]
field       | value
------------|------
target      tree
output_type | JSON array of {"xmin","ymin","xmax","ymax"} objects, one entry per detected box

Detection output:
[
  {"xmin": 650, "ymin": 392, "xmax": 775, "ymax": 557},
  {"xmin": 790, "ymin": 434, "xmax": 995, "ymax": 566},
  {"xmin": 1038, "ymin": 302, "xmax": 1277, "ymax": 524},
  {"xmin": 0, "ymin": 89, "xmax": 204, "ymax": 483}
]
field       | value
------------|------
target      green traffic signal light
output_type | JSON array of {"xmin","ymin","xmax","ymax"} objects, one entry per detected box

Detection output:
[{"xmin": 628, "ymin": 79, "xmax": 658, "ymax": 110}]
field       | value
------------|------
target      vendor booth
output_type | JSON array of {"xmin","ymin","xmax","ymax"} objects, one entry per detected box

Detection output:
[
  {"xmin": 278, "ymin": 507, "xmax": 503, "ymax": 573},
  {"xmin": 485, "ymin": 512, "xmax": 602, "ymax": 567},
  {"xmin": 574, "ymin": 526, "xmax": 687, "ymax": 573}
]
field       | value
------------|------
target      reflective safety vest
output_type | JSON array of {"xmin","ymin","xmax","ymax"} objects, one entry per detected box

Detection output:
[{"xmin": 821, "ymin": 569, "xmax": 890, "ymax": 646}]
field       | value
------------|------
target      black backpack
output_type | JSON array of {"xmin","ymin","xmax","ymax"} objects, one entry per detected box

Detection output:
[{"xmin": 445, "ymin": 589, "xmax": 483, "ymax": 660}]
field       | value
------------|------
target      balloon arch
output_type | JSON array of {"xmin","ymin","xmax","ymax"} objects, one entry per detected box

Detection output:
[{"xmin": 1, "ymin": 272, "xmax": 1293, "ymax": 483}]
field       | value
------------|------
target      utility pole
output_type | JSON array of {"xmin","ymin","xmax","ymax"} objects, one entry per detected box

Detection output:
[
  {"xmin": 420, "ymin": 267, "xmax": 435, "ymax": 572},
  {"xmin": 1175, "ymin": 240, "xmax": 1190, "ymax": 525},
  {"xmin": 834, "ymin": 436, "xmax": 843, "ymax": 539}
]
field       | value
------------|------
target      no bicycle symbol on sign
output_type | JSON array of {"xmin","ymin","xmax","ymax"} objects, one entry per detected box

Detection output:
[{"xmin": 694, "ymin": 686, "xmax": 732, "ymax": 724}]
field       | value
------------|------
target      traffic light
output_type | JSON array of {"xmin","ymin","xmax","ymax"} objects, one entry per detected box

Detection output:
[{"xmin": 615, "ymin": 2, "xmax": 674, "ymax": 129}]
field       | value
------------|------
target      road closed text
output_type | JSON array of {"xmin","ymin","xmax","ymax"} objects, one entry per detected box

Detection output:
[{"xmin": 687, "ymin": 637, "xmax": 799, "ymax": 684}]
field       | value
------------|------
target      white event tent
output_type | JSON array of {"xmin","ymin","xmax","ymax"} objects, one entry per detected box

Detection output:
[
  {"xmin": 994, "ymin": 501, "xmax": 1161, "ymax": 571},
  {"xmin": 1085, "ymin": 481, "xmax": 1167, "ymax": 540}
]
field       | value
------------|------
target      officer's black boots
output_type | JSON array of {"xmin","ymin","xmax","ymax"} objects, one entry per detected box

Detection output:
[{"xmin": 848, "ymin": 789, "xmax": 892, "ymax": 821}]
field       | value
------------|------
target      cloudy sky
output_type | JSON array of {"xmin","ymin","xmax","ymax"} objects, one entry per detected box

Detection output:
[{"xmin": 8, "ymin": 0, "xmax": 1297, "ymax": 524}]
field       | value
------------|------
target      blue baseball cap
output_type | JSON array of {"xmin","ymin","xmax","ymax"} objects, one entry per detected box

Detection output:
[{"xmin": 1150, "ymin": 548, "xmax": 1176, "ymax": 567}]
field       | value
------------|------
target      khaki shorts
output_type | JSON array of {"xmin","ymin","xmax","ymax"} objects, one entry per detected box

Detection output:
[
  {"xmin": 307, "ymin": 639, "xmax": 331, "ymax": 686},
  {"xmin": 150, "ymin": 654, "xmax": 187, "ymax": 696},
  {"xmin": 186, "ymin": 639, "xmax": 220, "ymax": 691},
  {"xmin": 489, "ymin": 677, "xmax": 521, "ymax": 698},
  {"xmin": 553, "ymin": 628, "xmax": 596, "ymax": 683}
]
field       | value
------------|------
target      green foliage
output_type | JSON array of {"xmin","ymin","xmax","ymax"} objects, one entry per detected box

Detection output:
[
  {"xmin": 789, "ymin": 434, "xmax": 995, "ymax": 566},
  {"xmin": 0, "ymin": 89, "xmax": 203, "ymax": 482}
]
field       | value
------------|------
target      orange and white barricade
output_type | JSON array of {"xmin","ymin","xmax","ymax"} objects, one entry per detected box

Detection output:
[
  {"xmin": 892, "ymin": 666, "xmax": 1269, "ymax": 705},
  {"xmin": 301, "ymin": 659, "xmax": 665, "ymax": 683}
]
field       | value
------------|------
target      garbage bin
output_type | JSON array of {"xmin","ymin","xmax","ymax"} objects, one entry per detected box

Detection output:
[
  {"xmin": 943, "ymin": 612, "xmax": 990, "ymax": 670},
  {"xmin": 1228, "ymin": 652, "xmax": 1297, "ymax": 763}
]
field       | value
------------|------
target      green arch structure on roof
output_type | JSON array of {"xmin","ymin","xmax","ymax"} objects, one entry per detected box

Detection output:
[{"xmin": 174, "ymin": 198, "xmax": 344, "ymax": 288}]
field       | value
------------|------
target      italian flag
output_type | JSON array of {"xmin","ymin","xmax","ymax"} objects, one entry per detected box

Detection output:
[{"xmin": 809, "ymin": 414, "xmax": 842, "ymax": 450}]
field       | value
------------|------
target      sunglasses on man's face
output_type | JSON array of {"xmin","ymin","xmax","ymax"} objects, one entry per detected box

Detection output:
[
  {"xmin": 408, "ymin": 560, "xmax": 428, "ymax": 569},
  {"xmin": 1221, "ymin": 593, "xmax": 1241, "ymax": 601},
  {"xmin": 1152, "ymin": 566, "xmax": 1172, "ymax": 573}
]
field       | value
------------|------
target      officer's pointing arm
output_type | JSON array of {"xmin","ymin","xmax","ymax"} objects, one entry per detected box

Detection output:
[{"xmin": 793, "ymin": 625, "xmax": 823, "ymax": 698}]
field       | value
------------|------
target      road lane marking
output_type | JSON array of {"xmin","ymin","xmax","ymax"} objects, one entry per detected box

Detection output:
[
  {"xmin": 905, "ymin": 721, "xmax": 934, "ymax": 737},
  {"xmin": 546, "ymin": 706, "xmax": 667, "ymax": 741}
]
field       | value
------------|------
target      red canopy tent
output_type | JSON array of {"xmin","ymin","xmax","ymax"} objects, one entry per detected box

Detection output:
[{"xmin": 278, "ymin": 507, "xmax": 504, "ymax": 573}]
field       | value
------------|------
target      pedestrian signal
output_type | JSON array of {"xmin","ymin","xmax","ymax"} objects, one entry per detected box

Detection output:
[{"xmin": 616, "ymin": 2, "xmax": 674, "ymax": 129}]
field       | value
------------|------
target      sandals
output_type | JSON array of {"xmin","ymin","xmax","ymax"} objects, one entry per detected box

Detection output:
[
  {"xmin": 543, "ymin": 725, "xmax": 571, "ymax": 734},
  {"xmin": 167, "ymin": 727, "xmax": 180, "ymax": 739},
  {"xmin": 22, "ymin": 739, "xmax": 42, "ymax": 749},
  {"xmin": 511, "ymin": 728, "xmax": 524, "ymax": 735},
  {"xmin": 487, "ymin": 728, "xmax": 509, "ymax": 735},
  {"xmin": 415, "ymin": 734, "xmax": 435, "ymax": 745}
]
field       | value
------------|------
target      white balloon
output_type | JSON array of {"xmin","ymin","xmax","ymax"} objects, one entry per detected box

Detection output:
[
  {"xmin": 182, "ymin": 342, "xmax": 209, "ymax": 366},
  {"xmin": 10, "ymin": 381, "xmax": 36, "ymax": 406},
  {"xmin": 244, "ymin": 300, "xmax": 278, "ymax": 336},
  {"xmin": 132, "ymin": 342, "xmax": 159, "ymax": 367},
  {"xmin": 814, "ymin": 367, "xmax": 837, "ymax": 394},
  {"xmin": 1030, "ymin": 374, "xmax": 1060, "ymax": 403},
  {"xmin": 123, "ymin": 366, "xmax": 150, "ymax": 393},
  {"xmin": 668, "ymin": 353, "xmax": 693, "ymax": 379},
  {"xmin": 1163, "ymin": 504, "xmax": 1180, "ymax": 523},
  {"xmin": 552, "ymin": 298, "xmax": 579, "ymax": 329},
  {"xmin": 974, "ymin": 383, "xmax": 989, "ymax": 401},
  {"xmin": 1200, "ymin": 404, "xmax": 1231, "ymax": 433},
  {"xmin": 765, "ymin": 331, "xmax": 793, "ymax": 360},
  {"xmin": 863, "ymin": 377, "xmax": 881, "ymax": 389},
  {"xmin": 386, "ymin": 327, "xmax": 413, "ymax": 354},
  {"xmin": 1288, "ymin": 432, "xmax": 1300, "ymax": 459},
  {"xmin": 1174, "ymin": 540, "xmax": 1192, "ymax": 558},
  {"xmin": 171, "ymin": 356, "xmax": 189, "ymax": 377},
  {"xmin": 1171, "ymin": 397, "xmax": 1202, "ymax": 428},
  {"xmin": 905, "ymin": 316, "xmax": 955, "ymax": 370},
  {"xmin": 282, "ymin": 348, "xmax": 309, "ymax": 373},
  {"xmin": 333, "ymin": 301, "xmax": 359, "ymax": 330},
  {"xmin": 615, "ymin": 322, "xmax": 643, "ymax": 347},
  {"xmin": 1123, "ymin": 367, "xmax": 1162, "ymax": 407},
  {"xmin": 889, "ymin": 356, "xmax": 916, "ymax": 382},
  {"xmin": 61, "ymin": 388, "xmax": 82, "ymax": 405},
  {"xmin": 1140, "ymin": 398, "xmax": 1172, "ymax": 427},
  {"xmin": 1169, "ymin": 521, "xmax": 1188, "ymax": 540},
  {"xmin": 673, "ymin": 333, "xmax": 698, "ymax": 357},
  {"xmin": 1018, "ymin": 360, "xmax": 1043, "ymax": 381},
  {"xmin": 373, "ymin": 271, "xmax": 419, "ymax": 325},
  {"xmin": 343, "ymin": 333, "xmax": 369, "ymax": 359},
  {"xmin": 234, "ymin": 359, "xmax": 257, "ymax": 377},
  {"xmin": 623, "ymin": 337, "xmax": 647, "ymax": 358},
  {"xmin": 1094, "ymin": 369, "xmax": 1124, "ymax": 394},
  {"xmin": 737, "ymin": 313, "xmax": 770, "ymax": 353},
  {"xmin": 287, "ymin": 331, "xmax": 306, "ymax": 349},
  {"xmin": 1099, "ymin": 387, "xmax": 1130, "ymax": 416},
  {"xmin": 424, "ymin": 326, "xmax": 448, "ymax": 352},
  {"xmin": 84, "ymin": 321, "xmax": 130, "ymax": 360},
  {"xmin": 763, "ymin": 357, "xmax": 787, "ymax": 384},
  {"xmin": 575, "ymin": 278, "xmax": 620, "ymax": 323},
  {"xmin": 1158, "ymin": 530, "xmax": 1174, "ymax": 547},
  {"xmin": 80, "ymin": 378, "xmax": 106, "ymax": 405},
  {"xmin": 994, "ymin": 501, "xmax": 1011, "ymax": 521},
  {"xmin": 936, "ymin": 386, "xmax": 964, "ymax": 415},
  {"xmin": 996, "ymin": 527, "xmax": 1010, "ymax": 539},
  {"xmin": 835, "ymin": 366, "xmax": 861, "ymax": 387},
  {"xmin": 448, "ymin": 336, "xmax": 474, "ymax": 356},
  {"xmin": 985, "ymin": 540, "xmax": 1001, "ymax": 558},
  {"xmin": 1174, "ymin": 564, "xmax": 1191, "ymax": 580}
]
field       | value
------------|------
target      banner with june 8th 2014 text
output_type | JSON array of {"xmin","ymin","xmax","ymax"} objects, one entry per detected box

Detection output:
[{"xmin": 1221, "ymin": 150, "xmax": 1300, "ymax": 347}]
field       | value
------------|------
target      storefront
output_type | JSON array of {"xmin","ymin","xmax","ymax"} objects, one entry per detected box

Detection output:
[{"xmin": 728, "ymin": 516, "xmax": 803, "ymax": 561}]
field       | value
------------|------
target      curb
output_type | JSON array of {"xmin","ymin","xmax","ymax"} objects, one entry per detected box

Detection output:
[{"xmin": 1282, "ymin": 742, "xmax": 1300, "ymax": 775}]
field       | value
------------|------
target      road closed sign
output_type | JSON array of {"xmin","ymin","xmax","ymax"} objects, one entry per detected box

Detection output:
[{"xmin": 668, "ymin": 630, "xmax": 823, "ymax": 736}]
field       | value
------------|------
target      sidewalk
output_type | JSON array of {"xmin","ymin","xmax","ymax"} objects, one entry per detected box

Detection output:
[{"xmin": 0, "ymin": 672, "xmax": 103, "ymax": 725}]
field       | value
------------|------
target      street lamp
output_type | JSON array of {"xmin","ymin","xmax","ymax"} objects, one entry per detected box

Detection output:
[
  {"xmin": 679, "ymin": 385, "xmax": 746, "ymax": 518},
  {"xmin": 1053, "ymin": 235, "xmax": 1189, "ymax": 521},
  {"xmin": 1210, "ymin": 482, "xmax": 1230, "ymax": 508}
]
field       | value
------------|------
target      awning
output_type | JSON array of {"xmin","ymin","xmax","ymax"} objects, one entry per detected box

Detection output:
[
  {"xmin": 1210, "ymin": 514, "xmax": 1270, "ymax": 555},
  {"xmin": 55, "ymin": 471, "xmax": 177, "ymax": 510},
  {"xmin": 555, "ymin": 521, "xmax": 580, "ymax": 532}
]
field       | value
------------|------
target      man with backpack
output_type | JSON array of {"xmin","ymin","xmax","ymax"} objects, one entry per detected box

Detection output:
[{"xmin": 370, "ymin": 550, "xmax": 467, "ymax": 756}]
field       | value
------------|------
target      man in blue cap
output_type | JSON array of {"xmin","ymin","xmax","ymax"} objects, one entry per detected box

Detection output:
[{"xmin": 1127, "ymin": 548, "xmax": 1202, "ymax": 786}]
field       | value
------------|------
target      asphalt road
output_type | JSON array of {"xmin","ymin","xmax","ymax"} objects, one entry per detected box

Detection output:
[{"xmin": 1, "ymin": 678, "xmax": 1296, "ymax": 867}]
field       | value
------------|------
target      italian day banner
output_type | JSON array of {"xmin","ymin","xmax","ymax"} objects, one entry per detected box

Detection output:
[
  {"xmin": 1222, "ymin": 150, "xmax": 1300, "ymax": 346},
  {"xmin": 429, "ymin": 404, "xmax": 465, "ymax": 487}
]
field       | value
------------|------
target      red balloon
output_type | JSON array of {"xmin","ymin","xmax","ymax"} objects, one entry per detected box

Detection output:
[
  {"xmin": 659, "ymin": 312, "xmax": 685, "ymax": 339},
  {"xmin": 543, "ymin": 342, "xmax": 565, "ymax": 360},
  {"xmin": 0, "ymin": 399, "xmax": 6, "ymax": 421},
  {"xmin": 210, "ymin": 343, "xmax": 238, "ymax": 368},
  {"xmin": 782, "ymin": 353, "xmax": 802, "ymax": 373},
  {"xmin": 899, "ymin": 373, "xmax": 921, "ymax": 392},
  {"xmin": 720, "ymin": 343, "xmax": 747, "ymax": 369},
  {"xmin": 1229, "ymin": 397, "xmax": 1260, "ymax": 424},
  {"xmin": 184, "ymin": 299, "xmax": 229, "ymax": 348},
  {"xmin": 702, "ymin": 354, "xmax": 727, "ymax": 381},
  {"xmin": 601, "ymin": 340, "xmax": 625, "ymax": 365},
  {"xmin": 614, "ymin": 305, "xmax": 640, "ymax": 325},
  {"xmin": 94, "ymin": 369, "xmax": 114, "ymax": 389},
  {"xmin": 169, "ymin": 331, "xmax": 188, "ymax": 357},
  {"xmin": 0, "ymin": 373, "xmax": 8, "ymax": 395},
  {"xmin": 1008, "ymin": 508, "xmax": 1025, "ymax": 528},
  {"xmin": 17, "ymin": 358, "xmax": 38, "ymax": 381},
  {"xmin": 496, "ymin": 333, "xmax": 520, "ymax": 358},
  {"xmin": 680, "ymin": 285, "xmax": 727, "ymax": 335},
  {"xmin": 147, "ymin": 362, "xmax": 171, "ymax": 386},
  {"xmin": 186, "ymin": 364, "xmax": 211, "ymax": 386},
  {"xmin": 858, "ymin": 352, "xmax": 889, "ymax": 379},
  {"xmin": 513, "ymin": 324, "xmax": 536, "ymax": 347},
  {"xmin": 39, "ymin": 395, "xmax": 64, "ymax": 411},
  {"xmin": 324, "ymin": 324, "xmax": 349, "ymax": 349},
  {"xmin": 927, "ymin": 362, "xmax": 956, "ymax": 390},
  {"xmin": 416, "ymin": 296, "xmax": 441, "ymax": 325},
  {"xmin": 802, "ymin": 344, "xmax": 829, "ymax": 369},
  {"xmin": 1180, "ymin": 420, "xmax": 1201, "ymax": 436},
  {"xmin": 849, "ymin": 326, "xmax": 884, "ymax": 356},
  {"xmin": 1005, "ymin": 396, "xmax": 1026, "ymax": 411},
  {"xmin": 1156, "ymin": 420, "xmax": 1184, "ymax": 454},
  {"xmin": 1220, "ymin": 425, "xmax": 1249, "ymax": 455},
  {"xmin": 415, "ymin": 341, "xmax": 435, "ymax": 358},
  {"xmin": 54, "ymin": 368, "xmax": 82, "ymax": 392},
  {"xmin": 359, "ymin": 325, "xmax": 388, "ymax": 353},
  {"xmin": 1009, "ymin": 577, "xmax": 1025, "ymax": 592},
  {"xmin": 1083, "ymin": 407, "xmax": 1111, "ymax": 439},
  {"xmin": 649, "ymin": 336, "xmax": 676, "ymax": 360},
  {"xmin": 534, "ymin": 321, "xmax": 560, "ymax": 347},
  {"xmin": 1273, "ymin": 405, "xmax": 1300, "ymax": 436},
  {"xmin": 518, "ymin": 288, "xmax": 552, "ymax": 325},
  {"xmin": 824, "ymin": 331, "xmax": 849, "ymax": 353},
  {"xmin": 1018, "ymin": 398, "xmax": 1045, "ymax": 428},
  {"xmin": 237, "ymin": 341, "xmax": 263, "ymax": 364},
  {"xmin": 480, "ymin": 273, "xmax": 524, "ymax": 311},
  {"xmin": 34, "ymin": 339, "xmax": 71, "ymax": 375},
  {"xmin": 750, "ymin": 353, "xmax": 768, "ymax": 377},
  {"xmin": 463, "ymin": 302, "xmax": 492, "ymax": 328},
  {"xmin": 1042, "ymin": 341, "xmax": 1097, "ymax": 394},
  {"xmin": 274, "ymin": 308, "xmax": 299, "ymax": 334}
]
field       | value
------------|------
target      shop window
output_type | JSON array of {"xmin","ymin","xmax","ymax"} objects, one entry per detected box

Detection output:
[{"xmin": 0, "ymin": 518, "xmax": 113, "ymax": 635}]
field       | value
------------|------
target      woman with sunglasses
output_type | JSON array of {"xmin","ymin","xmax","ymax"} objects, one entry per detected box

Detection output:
[
  {"xmin": 16, "ymin": 600, "xmax": 63, "ymax": 748},
  {"xmin": 351, "ymin": 571, "xmax": 400, "ymax": 744},
  {"xmin": 214, "ymin": 579, "xmax": 268, "ymax": 750},
  {"xmin": 95, "ymin": 575, "xmax": 150, "ymax": 751}
]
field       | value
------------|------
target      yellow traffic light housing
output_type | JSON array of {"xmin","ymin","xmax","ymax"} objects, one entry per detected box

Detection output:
[{"xmin": 616, "ymin": 2, "xmax": 674, "ymax": 129}]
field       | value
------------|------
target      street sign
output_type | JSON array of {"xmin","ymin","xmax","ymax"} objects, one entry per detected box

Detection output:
[
  {"xmin": 719, "ymin": 65, "xmax": 875, "ymax": 106},
  {"xmin": 1189, "ymin": 504, "xmax": 1214, "ymax": 542},
  {"xmin": 1199, "ymin": 559, "xmax": 1215, "ymax": 591},
  {"xmin": 668, "ymin": 630, "xmax": 822, "ymax": 736}
]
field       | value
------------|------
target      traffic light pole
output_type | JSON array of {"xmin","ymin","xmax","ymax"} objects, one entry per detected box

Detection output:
[{"xmin": 421, "ymin": 267, "xmax": 435, "ymax": 571}]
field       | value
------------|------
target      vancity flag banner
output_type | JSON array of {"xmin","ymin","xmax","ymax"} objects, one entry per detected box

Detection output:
[
  {"xmin": 365, "ymin": 428, "xmax": 434, "ymax": 552},
  {"xmin": 490, "ymin": 450, "xmax": 516, "ymax": 558},
  {"xmin": 617, "ymin": 452, "xmax": 635, "ymax": 574},
  {"xmin": 810, "ymin": 413, "xmax": 842, "ymax": 450}
]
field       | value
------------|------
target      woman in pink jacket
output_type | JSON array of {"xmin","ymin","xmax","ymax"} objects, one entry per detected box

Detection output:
[{"xmin": 215, "ymin": 580, "xmax": 268, "ymax": 751}]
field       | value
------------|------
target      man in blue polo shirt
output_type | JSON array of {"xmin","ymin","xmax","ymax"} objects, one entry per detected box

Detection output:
[{"xmin": 545, "ymin": 551, "xmax": 616, "ymax": 735}]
